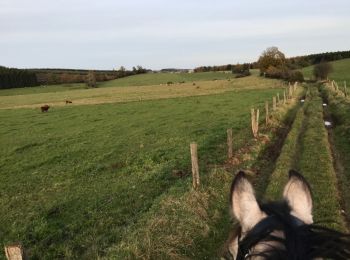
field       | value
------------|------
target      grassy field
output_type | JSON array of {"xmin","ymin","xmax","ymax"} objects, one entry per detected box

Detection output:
[
  {"xmin": 302, "ymin": 58, "xmax": 350, "ymax": 83},
  {"xmin": 1, "ymin": 68, "xmax": 348, "ymax": 259},
  {"xmin": 0, "ymin": 74, "xmax": 285, "ymax": 259},
  {"xmin": 104, "ymin": 87, "xmax": 304, "ymax": 260},
  {"xmin": 0, "ymin": 71, "xmax": 236, "ymax": 96},
  {"xmin": 0, "ymin": 75, "xmax": 282, "ymax": 109}
]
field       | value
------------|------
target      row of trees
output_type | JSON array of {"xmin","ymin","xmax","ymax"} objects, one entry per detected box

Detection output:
[
  {"xmin": 0, "ymin": 66, "xmax": 39, "ymax": 89},
  {"xmin": 255, "ymin": 49, "xmax": 350, "ymax": 71},
  {"xmin": 33, "ymin": 66, "xmax": 148, "ymax": 86},
  {"xmin": 193, "ymin": 50, "xmax": 349, "ymax": 78},
  {"xmin": 194, "ymin": 63, "xmax": 252, "ymax": 73},
  {"xmin": 0, "ymin": 65, "xmax": 148, "ymax": 89}
]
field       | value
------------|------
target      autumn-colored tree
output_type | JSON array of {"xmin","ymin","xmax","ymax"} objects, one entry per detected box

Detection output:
[
  {"xmin": 86, "ymin": 70, "xmax": 96, "ymax": 87},
  {"xmin": 258, "ymin": 47, "xmax": 286, "ymax": 75}
]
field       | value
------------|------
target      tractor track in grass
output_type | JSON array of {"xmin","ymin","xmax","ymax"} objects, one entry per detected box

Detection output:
[
  {"xmin": 319, "ymin": 84, "xmax": 350, "ymax": 229},
  {"xmin": 323, "ymin": 117, "xmax": 350, "ymax": 230},
  {"xmin": 264, "ymin": 84, "xmax": 347, "ymax": 231}
]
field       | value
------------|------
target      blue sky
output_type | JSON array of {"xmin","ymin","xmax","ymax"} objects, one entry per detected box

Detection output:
[{"xmin": 1, "ymin": 0, "xmax": 349, "ymax": 70}]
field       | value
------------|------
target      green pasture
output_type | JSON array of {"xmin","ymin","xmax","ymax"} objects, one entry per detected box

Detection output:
[
  {"xmin": 0, "ymin": 75, "xmax": 281, "ymax": 110},
  {"xmin": 0, "ymin": 71, "xmax": 236, "ymax": 96},
  {"xmin": 0, "ymin": 82, "xmax": 283, "ymax": 259}
]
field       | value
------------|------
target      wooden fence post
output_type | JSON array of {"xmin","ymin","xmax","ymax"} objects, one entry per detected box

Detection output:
[
  {"xmin": 265, "ymin": 101, "xmax": 269, "ymax": 125},
  {"xmin": 277, "ymin": 93, "xmax": 280, "ymax": 104},
  {"xmin": 227, "ymin": 129, "xmax": 233, "ymax": 159},
  {"xmin": 190, "ymin": 143, "xmax": 200, "ymax": 189},
  {"xmin": 283, "ymin": 91, "xmax": 286, "ymax": 104},
  {"xmin": 4, "ymin": 244, "xmax": 24, "ymax": 260},
  {"xmin": 251, "ymin": 108, "xmax": 259, "ymax": 138},
  {"xmin": 273, "ymin": 97, "xmax": 276, "ymax": 111},
  {"xmin": 251, "ymin": 108, "xmax": 255, "ymax": 136},
  {"xmin": 344, "ymin": 81, "xmax": 347, "ymax": 97}
]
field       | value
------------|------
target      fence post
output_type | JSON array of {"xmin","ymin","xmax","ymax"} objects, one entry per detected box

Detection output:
[
  {"xmin": 283, "ymin": 91, "xmax": 286, "ymax": 104},
  {"xmin": 227, "ymin": 129, "xmax": 233, "ymax": 159},
  {"xmin": 251, "ymin": 108, "xmax": 259, "ymax": 138},
  {"xmin": 190, "ymin": 143, "xmax": 200, "ymax": 189},
  {"xmin": 277, "ymin": 93, "xmax": 280, "ymax": 104},
  {"xmin": 4, "ymin": 244, "xmax": 24, "ymax": 260},
  {"xmin": 273, "ymin": 97, "xmax": 276, "ymax": 111},
  {"xmin": 265, "ymin": 101, "xmax": 269, "ymax": 125},
  {"xmin": 345, "ymin": 81, "xmax": 347, "ymax": 97},
  {"xmin": 256, "ymin": 109, "xmax": 259, "ymax": 136}
]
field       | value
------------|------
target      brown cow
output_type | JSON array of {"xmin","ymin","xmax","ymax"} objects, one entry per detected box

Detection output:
[
  {"xmin": 65, "ymin": 100, "xmax": 72, "ymax": 104},
  {"xmin": 41, "ymin": 105, "xmax": 50, "ymax": 112}
]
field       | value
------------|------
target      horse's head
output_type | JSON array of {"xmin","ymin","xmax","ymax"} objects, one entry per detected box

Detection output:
[{"xmin": 227, "ymin": 170, "xmax": 350, "ymax": 260}]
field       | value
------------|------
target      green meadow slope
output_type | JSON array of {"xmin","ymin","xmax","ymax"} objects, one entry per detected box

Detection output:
[{"xmin": 302, "ymin": 58, "xmax": 350, "ymax": 83}]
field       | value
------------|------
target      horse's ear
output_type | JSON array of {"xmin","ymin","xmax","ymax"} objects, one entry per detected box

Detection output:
[
  {"xmin": 283, "ymin": 170, "xmax": 313, "ymax": 224},
  {"xmin": 230, "ymin": 171, "xmax": 265, "ymax": 232}
]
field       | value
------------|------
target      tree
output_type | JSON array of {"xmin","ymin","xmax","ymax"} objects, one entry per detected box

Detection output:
[
  {"xmin": 258, "ymin": 47, "xmax": 286, "ymax": 75},
  {"xmin": 86, "ymin": 70, "xmax": 96, "ymax": 87},
  {"xmin": 313, "ymin": 61, "xmax": 333, "ymax": 80},
  {"xmin": 118, "ymin": 66, "xmax": 126, "ymax": 77}
]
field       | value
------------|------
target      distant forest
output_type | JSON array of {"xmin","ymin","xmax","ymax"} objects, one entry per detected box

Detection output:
[
  {"xmin": 0, "ymin": 66, "xmax": 38, "ymax": 89},
  {"xmin": 0, "ymin": 66, "xmax": 147, "ymax": 89},
  {"xmin": 194, "ymin": 50, "xmax": 350, "ymax": 72}
]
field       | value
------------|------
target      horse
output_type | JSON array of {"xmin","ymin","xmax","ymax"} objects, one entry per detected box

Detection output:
[
  {"xmin": 40, "ymin": 105, "xmax": 50, "ymax": 112},
  {"xmin": 226, "ymin": 170, "xmax": 350, "ymax": 259},
  {"xmin": 65, "ymin": 100, "xmax": 72, "ymax": 104}
]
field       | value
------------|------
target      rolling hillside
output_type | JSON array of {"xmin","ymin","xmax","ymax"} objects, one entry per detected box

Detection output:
[{"xmin": 302, "ymin": 58, "xmax": 350, "ymax": 82}]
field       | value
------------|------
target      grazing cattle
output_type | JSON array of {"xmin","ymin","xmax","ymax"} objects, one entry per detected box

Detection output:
[
  {"xmin": 40, "ymin": 105, "xmax": 50, "ymax": 112},
  {"xmin": 225, "ymin": 170, "xmax": 350, "ymax": 259},
  {"xmin": 65, "ymin": 100, "xmax": 72, "ymax": 104}
]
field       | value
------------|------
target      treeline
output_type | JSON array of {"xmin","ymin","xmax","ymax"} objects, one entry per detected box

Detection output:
[
  {"xmin": 0, "ymin": 66, "xmax": 39, "ymax": 89},
  {"xmin": 0, "ymin": 65, "xmax": 148, "ymax": 89},
  {"xmin": 287, "ymin": 50, "xmax": 350, "ymax": 69},
  {"xmin": 252, "ymin": 50, "xmax": 350, "ymax": 70},
  {"xmin": 194, "ymin": 50, "xmax": 350, "ymax": 74},
  {"xmin": 194, "ymin": 63, "xmax": 253, "ymax": 73},
  {"xmin": 31, "ymin": 65, "xmax": 148, "ymax": 85}
]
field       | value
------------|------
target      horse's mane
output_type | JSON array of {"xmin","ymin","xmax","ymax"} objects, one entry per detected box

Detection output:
[{"xmin": 237, "ymin": 201, "xmax": 350, "ymax": 260}]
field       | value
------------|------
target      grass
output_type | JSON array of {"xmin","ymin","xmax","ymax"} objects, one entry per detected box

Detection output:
[
  {"xmin": 0, "ymin": 75, "xmax": 281, "ymax": 109},
  {"xmin": 321, "ymin": 83, "xmax": 350, "ymax": 227},
  {"xmin": 264, "ymin": 86, "xmax": 345, "ymax": 230},
  {"xmin": 0, "ymin": 71, "xmax": 237, "ymax": 96},
  {"xmin": 103, "ymin": 89, "xmax": 304, "ymax": 260},
  {"xmin": 265, "ymin": 98, "xmax": 306, "ymax": 199},
  {"xmin": 302, "ymin": 58, "xmax": 350, "ymax": 83},
  {"xmin": 0, "ymin": 82, "xmax": 283, "ymax": 259}
]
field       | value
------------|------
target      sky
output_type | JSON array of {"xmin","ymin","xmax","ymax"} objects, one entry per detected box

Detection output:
[{"xmin": 1, "ymin": 0, "xmax": 350, "ymax": 70}]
